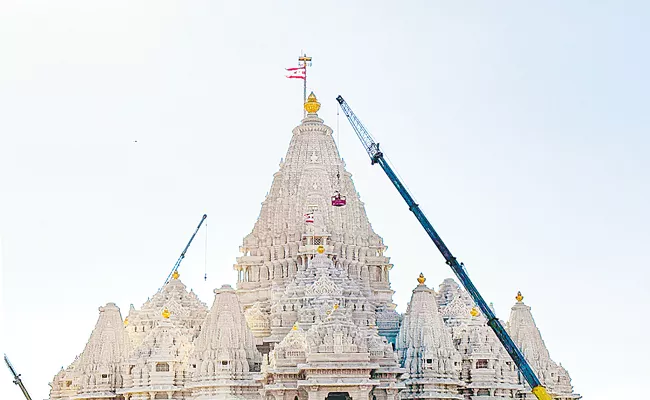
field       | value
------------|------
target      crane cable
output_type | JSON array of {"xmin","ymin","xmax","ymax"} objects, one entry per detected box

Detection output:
[
  {"xmin": 335, "ymin": 108, "xmax": 342, "ymax": 189},
  {"xmin": 336, "ymin": 106, "xmax": 344, "ymax": 232},
  {"xmin": 204, "ymin": 222, "xmax": 208, "ymax": 281}
]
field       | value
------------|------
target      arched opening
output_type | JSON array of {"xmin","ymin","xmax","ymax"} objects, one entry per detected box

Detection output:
[{"xmin": 326, "ymin": 393, "xmax": 350, "ymax": 400}]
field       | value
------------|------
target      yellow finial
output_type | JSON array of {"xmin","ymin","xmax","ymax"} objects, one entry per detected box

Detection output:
[
  {"xmin": 516, "ymin": 291, "xmax": 524, "ymax": 302},
  {"xmin": 417, "ymin": 273, "xmax": 426, "ymax": 285},
  {"xmin": 470, "ymin": 307, "xmax": 479, "ymax": 317},
  {"xmin": 162, "ymin": 308, "xmax": 171, "ymax": 319},
  {"xmin": 317, "ymin": 245, "xmax": 325, "ymax": 254},
  {"xmin": 333, "ymin": 304, "xmax": 339, "ymax": 310},
  {"xmin": 292, "ymin": 323, "xmax": 299, "ymax": 331},
  {"xmin": 304, "ymin": 92, "xmax": 321, "ymax": 114},
  {"xmin": 123, "ymin": 317, "xmax": 129, "ymax": 326},
  {"xmin": 172, "ymin": 270, "xmax": 180, "ymax": 280}
]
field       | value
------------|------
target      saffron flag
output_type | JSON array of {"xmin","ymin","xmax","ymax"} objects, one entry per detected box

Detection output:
[{"xmin": 286, "ymin": 66, "xmax": 306, "ymax": 80}]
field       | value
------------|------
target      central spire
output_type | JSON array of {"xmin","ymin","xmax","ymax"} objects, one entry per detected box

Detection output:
[{"xmin": 235, "ymin": 93, "xmax": 400, "ymax": 344}]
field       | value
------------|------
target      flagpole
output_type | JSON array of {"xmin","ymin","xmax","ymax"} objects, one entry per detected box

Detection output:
[{"xmin": 298, "ymin": 53, "xmax": 312, "ymax": 118}]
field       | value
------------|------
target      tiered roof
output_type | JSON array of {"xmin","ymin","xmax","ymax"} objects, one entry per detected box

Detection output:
[
  {"xmin": 50, "ymin": 303, "xmax": 130, "ymax": 399},
  {"xmin": 507, "ymin": 293, "xmax": 580, "ymax": 399},
  {"xmin": 235, "ymin": 93, "xmax": 399, "ymax": 343},
  {"xmin": 186, "ymin": 284, "xmax": 262, "ymax": 399},
  {"xmin": 397, "ymin": 274, "xmax": 464, "ymax": 399},
  {"xmin": 125, "ymin": 273, "xmax": 208, "ymax": 348}
]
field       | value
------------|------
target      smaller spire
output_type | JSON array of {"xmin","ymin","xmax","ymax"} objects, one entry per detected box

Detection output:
[
  {"xmin": 417, "ymin": 273, "xmax": 426, "ymax": 285},
  {"xmin": 516, "ymin": 291, "xmax": 524, "ymax": 302},
  {"xmin": 304, "ymin": 92, "xmax": 320, "ymax": 114},
  {"xmin": 162, "ymin": 308, "xmax": 171, "ymax": 319},
  {"xmin": 172, "ymin": 270, "xmax": 180, "ymax": 280}
]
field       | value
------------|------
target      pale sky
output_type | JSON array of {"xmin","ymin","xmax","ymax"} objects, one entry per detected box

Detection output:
[{"xmin": 1, "ymin": 1, "xmax": 648, "ymax": 399}]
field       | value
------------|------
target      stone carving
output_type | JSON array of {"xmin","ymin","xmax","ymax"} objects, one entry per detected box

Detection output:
[
  {"xmin": 233, "ymin": 101, "xmax": 398, "ymax": 345},
  {"xmin": 397, "ymin": 278, "xmax": 463, "ymax": 399},
  {"xmin": 507, "ymin": 295, "xmax": 580, "ymax": 399},
  {"xmin": 186, "ymin": 284, "xmax": 263, "ymax": 399},
  {"xmin": 119, "ymin": 314, "xmax": 193, "ymax": 398},
  {"xmin": 124, "ymin": 274, "xmax": 208, "ymax": 348},
  {"xmin": 50, "ymin": 303, "xmax": 130, "ymax": 399},
  {"xmin": 245, "ymin": 302, "xmax": 271, "ymax": 338}
]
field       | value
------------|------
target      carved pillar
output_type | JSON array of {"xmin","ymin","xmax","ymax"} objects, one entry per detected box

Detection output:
[
  {"xmin": 352, "ymin": 386, "xmax": 371, "ymax": 400},
  {"xmin": 307, "ymin": 386, "xmax": 322, "ymax": 400}
]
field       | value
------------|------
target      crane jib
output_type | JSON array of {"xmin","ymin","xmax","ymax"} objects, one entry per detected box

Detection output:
[
  {"xmin": 4, "ymin": 355, "xmax": 33, "ymax": 400},
  {"xmin": 161, "ymin": 214, "xmax": 208, "ymax": 288},
  {"xmin": 336, "ymin": 95, "xmax": 551, "ymax": 400}
]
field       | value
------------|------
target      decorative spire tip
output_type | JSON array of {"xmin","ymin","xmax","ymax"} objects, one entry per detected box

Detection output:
[
  {"xmin": 470, "ymin": 307, "xmax": 479, "ymax": 317},
  {"xmin": 516, "ymin": 291, "xmax": 524, "ymax": 302},
  {"xmin": 172, "ymin": 270, "xmax": 180, "ymax": 280},
  {"xmin": 417, "ymin": 273, "xmax": 426, "ymax": 285},
  {"xmin": 162, "ymin": 308, "xmax": 171, "ymax": 319},
  {"xmin": 317, "ymin": 245, "xmax": 325, "ymax": 254},
  {"xmin": 304, "ymin": 92, "xmax": 320, "ymax": 114}
]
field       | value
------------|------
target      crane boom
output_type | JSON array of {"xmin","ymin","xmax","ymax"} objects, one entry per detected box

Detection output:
[
  {"xmin": 336, "ymin": 95, "xmax": 552, "ymax": 400},
  {"xmin": 4, "ymin": 354, "xmax": 33, "ymax": 400},
  {"xmin": 161, "ymin": 214, "xmax": 207, "ymax": 287}
]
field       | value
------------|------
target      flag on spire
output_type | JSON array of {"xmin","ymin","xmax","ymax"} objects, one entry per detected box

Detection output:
[{"xmin": 286, "ymin": 66, "xmax": 306, "ymax": 80}]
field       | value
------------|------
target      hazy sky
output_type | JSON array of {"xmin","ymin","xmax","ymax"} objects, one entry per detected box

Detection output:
[{"xmin": 1, "ymin": 1, "xmax": 648, "ymax": 399}]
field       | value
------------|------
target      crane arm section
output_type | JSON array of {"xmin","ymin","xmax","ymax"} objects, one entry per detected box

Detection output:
[
  {"xmin": 336, "ymin": 95, "xmax": 552, "ymax": 400},
  {"xmin": 4, "ymin": 354, "xmax": 33, "ymax": 400},
  {"xmin": 161, "ymin": 214, "xmax": 207, "ymax": 287}
]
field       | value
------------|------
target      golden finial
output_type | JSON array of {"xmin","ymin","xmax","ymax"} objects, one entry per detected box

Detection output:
[
  {"xmin": 417, "ymin": 273, "xmax": 426, "ymax": 285},
  {"xmin": 292, "ymin": 323, "xmax": 299, "ymax": 331},
  {"xmin": 516, "ymin": 291, "xmax": 524, "ymax": 302},
  {"xmin": 123, "ymin": 317, "xmax": 129, "ymax": 326},
  {"xmin": 470, "ymin": 307, "xmax": 479, "ymax": 317},
  {"xmin": 304, "ymin": 92, "xmax": 321, "ymax": 114},
  {"xmin": 317, "ymin": 245, "xmax": 325, "ymax": 254},
  {"xmin": 326, "ymin": 310, "xmax": 332, "ymax": 316},
  {"xmin": 172, "ymin": 270, "xmax": 180, "ymax": 280},
  {"xmin": 333, "ymin": 304, "xmax": 339, "ymax": 310},
  {"xmin": 162, "ymin": 308, "xmax": 171, "ymax": 319}
]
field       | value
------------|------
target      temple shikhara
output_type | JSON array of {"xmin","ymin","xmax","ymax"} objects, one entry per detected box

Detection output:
[{"xmin": 49, "ymin": 94, "xmax": 579, "ymax": 400}]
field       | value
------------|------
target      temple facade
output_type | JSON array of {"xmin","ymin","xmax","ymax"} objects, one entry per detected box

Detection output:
[{"xmin": 49, "ymin": 94, "xmax": 579, "ymax": 400}]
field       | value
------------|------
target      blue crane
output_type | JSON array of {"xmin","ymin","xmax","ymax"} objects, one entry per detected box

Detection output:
[
  {"xmin": 336, "ymin": 95, "xmax": 553, "ymax": 400},
  {"xmin": 4, "ymin": 354, "xmax": 33, "ymax": 400},
  {"xmin": 161, "ymin": 214, "xmax": 208, "ymax": 288}
]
